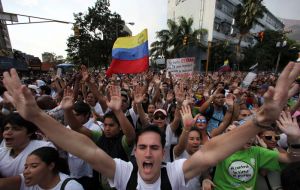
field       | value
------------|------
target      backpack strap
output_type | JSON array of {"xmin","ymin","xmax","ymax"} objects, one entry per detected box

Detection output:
[
  {"xmin": 60, "ymin": 178, "xmax": 76, "ymax": 190},
  {"xmin": 126, "ymin": 162, "xmax": 138, "ymax": 190},
  {"xmin": 160, "ymin": 166, "xmax": 172, "ymax": 190},
  {"xmin": 126, "ymin": 161, "xmax": 172, "ymax": 190}
]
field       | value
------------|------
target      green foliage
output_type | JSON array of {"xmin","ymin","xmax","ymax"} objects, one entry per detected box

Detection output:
[
  {"xmin": 150, "ymin": 17, "xmax": 207, "ymax": 60},
  {"xmin": 242, "ymin": 30, "xmax": 299, "ymax": 71},
  {"xmin": 66, "ymin": 0, "xmax": 129, "ymax": 68},
  {"xmin": 235, "ymin": 0, "xmax": 266, "ymax": 36},
  {"xmin": 210, "ymin": 41, "xmax": 236, "ymax": 71}
]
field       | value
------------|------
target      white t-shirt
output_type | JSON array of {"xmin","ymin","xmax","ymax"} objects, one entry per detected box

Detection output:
[
  {"xmin": 93, "ymin": 102, "xmax": 105, "ymax": 116},
  {"xmin": 108, "ymin": 158, "xmax": 188, "ymax": 190},
  {"xmin": 174, "ymin": 150, "xmax": 202, "ymax": 190},
  {"xmin": 164, "ymin": 124, "xmax": 178, "ymax": 162},
  {"xmin": 0, "ymin": 140, "xmax": 54, "ymax": 177},
  {"xmin": 19, "ymin": 172, "xmax": 84, "ymax": 190},
  {"xmin": 67, "ymin": 118, "xmax": 101, "ymax": 178}
]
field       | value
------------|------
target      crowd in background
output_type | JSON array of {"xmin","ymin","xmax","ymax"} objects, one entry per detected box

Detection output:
[{"xmin": 0, "ymin": 64, "xmax": 300, "ymax": 190}]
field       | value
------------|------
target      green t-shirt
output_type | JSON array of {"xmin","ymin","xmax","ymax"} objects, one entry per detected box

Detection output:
[
  {"xmin": 213, "ymin": 146, "xmax": 281, "ymax": 190},
  {"xmin": 91, "ymin": 130, "xmax": 132, "ymax": 156}
]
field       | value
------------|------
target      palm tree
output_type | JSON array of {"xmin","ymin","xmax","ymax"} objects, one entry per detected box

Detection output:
[
  {"xmin": 150, "ymin": 17, "xmax": 207, "ymax": 60},
  {"xmin": 234, "ymin": 0, "xmax": 266, "ymax": 68}
]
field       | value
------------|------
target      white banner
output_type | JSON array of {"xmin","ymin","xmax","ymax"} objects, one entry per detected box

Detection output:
[{"xmin": 166, "ymin": 57, "xmax": 195, "ymax": 79}]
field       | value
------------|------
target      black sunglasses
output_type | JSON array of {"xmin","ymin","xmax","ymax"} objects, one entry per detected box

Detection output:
[
  {"xmin": 263, "ymin": 135, "xmax": 280, "ymax": 141},
  {"xmin": 154, "ymin": 115, "xmax": 166, "ymax": 120}
]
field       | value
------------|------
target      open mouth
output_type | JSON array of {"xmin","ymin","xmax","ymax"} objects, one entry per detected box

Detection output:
[
  {"xmin": 143, "ymin": 162, "xmax": 153, "ymax": 174},
  {"xmin": 4, "ymin": 138, "xmax": 13, "ymax": 146},
  {"xmin": 24, "ymin": 177, "xmax": 32, "ymax": 186}
]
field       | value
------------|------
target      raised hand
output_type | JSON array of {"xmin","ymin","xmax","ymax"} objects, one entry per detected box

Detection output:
[
  {"xmin": 256, "ymin": 135, "xmax": 268, "ymax": 148},
  {"xmin": 180, "ymin": 105, "xmax": 195, "ymax": 129},
  {"xmin": 132, "ymin": 77, "xmax": 139, "ymax": 87},
  {"xmin": 276, "ymin": 111, "xmax": 300, "ymax": 141},
  {"xmin": 225, "ymin": 93, "xmax": 235, "ymax": 107},
  {"xmin": 257, "ymin": 62, "xmax": 300, "ymax": 126},
  {"xmin": 153, "ymin": 75, "xmax": 161, "ymax": 86},
  {"xmin": 106, "ymin": 85, "xmax": 122, "ymax": 112},
  {"xmin": 60, "ymin": 86, "xmax": 74, "ymax": 110},
  {"xmin": 3, "ymin": 69, "xmax": 41, "ymax": 121},
  {"xmin": 81, "ymin": 65, "xmax": 90, "ymax": 82},
  {"xmin": 133, "ymin": 85, "xmax": 145, "ymax": 104},
  {"xmin": 175, "ymin": 83, "xmax": 185, "ymax": 104}
]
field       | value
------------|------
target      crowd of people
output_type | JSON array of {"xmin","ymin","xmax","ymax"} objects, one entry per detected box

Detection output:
[{"xmin": 0, "ymin": 62, "xmax": 300, "ymax": 190}]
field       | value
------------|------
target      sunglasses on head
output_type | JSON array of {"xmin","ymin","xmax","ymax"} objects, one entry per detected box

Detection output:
[
  {"xmin": 196, "ymin": 118, "xmax": 206, "ymax": 123},
  {"xmin": 263, "ymin": 135, "xmax": 280, "ymax": 141},
  {"xmin": 154, "ymin": 115, "xmax": 166, "ymax": 120}
]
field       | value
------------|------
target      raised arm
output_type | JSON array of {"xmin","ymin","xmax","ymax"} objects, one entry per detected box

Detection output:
[
  {"xmin": 133, "ymin": 84, "xmax": 151, "ymax": 127},
  {"xmin": 106, "ymin": 85, "xmax": 136, "ymax": 145},
  {"xmin": 61, "ymin": 87, "xmax": 93, "ymax": 138},
  {"xmin": 182, "ymin": 62, "xmax": 300, "ymax": 181},
  {"xmin": 170, "ymin": 83, "xmax": 185, "ymax": 132},
  {"xmin": 210, "ymin": 93, "xmax": 235, "ymax": 137},
  {"xmin": 173, "ymin": 105, "xmax": 195, "ymax": 158},
  {"xmin": 81, "ymin": 65, "xmax": 108, "ymax": 112},
  {"xmin": 277, "ymin": 111, "xmax": 300, "ymax": 163},
  {"xmin": 3, "ymin": 69, "xmax": 116, "ymax": 180}
]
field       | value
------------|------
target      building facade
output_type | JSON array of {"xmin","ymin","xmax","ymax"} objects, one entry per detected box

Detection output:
[{"xmin": 168, "ymin": 0, "xmax": 284, "ymax": 46}]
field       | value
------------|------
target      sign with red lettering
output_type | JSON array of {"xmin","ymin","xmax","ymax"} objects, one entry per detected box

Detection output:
[{"xmin": 166, "ymin": 57, "xmax": 195, "ymax": 79}]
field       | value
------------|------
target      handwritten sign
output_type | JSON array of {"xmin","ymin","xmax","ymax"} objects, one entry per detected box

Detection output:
[{"xmin": 167, "ymin": 57, "xmax": 195, "ymax": 79}]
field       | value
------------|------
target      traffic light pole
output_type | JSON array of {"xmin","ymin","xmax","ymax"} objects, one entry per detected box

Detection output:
[{"xmin": 0, "ymin": 11, "xmax": 73, "ymax": 25}]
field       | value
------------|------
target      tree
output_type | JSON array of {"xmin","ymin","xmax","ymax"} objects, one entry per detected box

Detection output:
[
  {"xmin": 66, "ymin": 0, "xmax": 129, "ymax": 68},
  {"xmin": 242, "ymin": 30, "xmax": 300, "ymax": 71},
  {"xmin": 234, "ymin": 0, "xmax": 266, "ymax": 68},
  {"xmin": 210, "ymin": 40, "xmax": 236, "ymax": 71},
  {"xmin": 150, "ymin": 17, "xmax": 207, "ymax": 61}
]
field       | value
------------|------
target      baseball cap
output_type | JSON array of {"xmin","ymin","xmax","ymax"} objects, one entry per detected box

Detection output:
[{"xmin": 154, "ymin": 109, "xmax": 167, "ymax": 116}]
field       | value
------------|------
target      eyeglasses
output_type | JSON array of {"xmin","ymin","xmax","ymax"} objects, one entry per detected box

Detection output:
[
  {"xmin": 263, "ymin": 135, "xmax": 280, "ymax": 141},
  {"xmin": 154, "ymin": 115, "xmax": 166, "ymax": 120},
  {"xmin": 196, "ymin": 118, "xmax": 206, "ymax": 123}
]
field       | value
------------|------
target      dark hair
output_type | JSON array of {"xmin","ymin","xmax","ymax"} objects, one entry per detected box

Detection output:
[
  {"xmin": 1, "ymin": 112, "xmax": 38, "ymax": 139},
  {"xmin": 189, "ymin": 126, "xmax": 202, "ymax": 139},
  {"xmin": 103, "ymin": 111, "xmax": 120, "ymax": 127},
  {"xmin": 29, "ymin": 147, "xmax": 69, "ymax": 175},
  {"xmin": 135, "ymin": 125, "xmax": 166, "ymax": 148},
  {"xmin": 281, "ymin": 161, "xmax": 300, "ymax": 190},
  {"xmin": 39, "ymin": 85, "xmax": 51, "ymax": 95},
  {"xmin": 74, "ymin": 101, "xmax": 91, "ymax": 116}
]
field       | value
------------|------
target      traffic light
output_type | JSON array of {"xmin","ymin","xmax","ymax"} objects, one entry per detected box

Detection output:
[
  {"xmin": 73, "ymin": 25, "xmax": 80, "ymax": 37},
  {"xmin": 258, "ymin": 31, "xmax": 264, "ymax": 42},
  {"xmin": 183, "ymin": 36, "xmax": 188, "ymax": 45}
]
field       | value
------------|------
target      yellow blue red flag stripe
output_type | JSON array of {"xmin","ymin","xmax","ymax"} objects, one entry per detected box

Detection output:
[{"xmin": 106, "ymin": 29, "xmax": 149, "ymax": 76}]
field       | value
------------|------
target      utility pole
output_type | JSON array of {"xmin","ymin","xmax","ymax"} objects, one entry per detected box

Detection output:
[{"xmin": 205, "ymin": 41, "xmax": 212, "ymax": 75}]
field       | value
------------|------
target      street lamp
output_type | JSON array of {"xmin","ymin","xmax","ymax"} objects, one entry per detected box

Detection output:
[{"xmin": 274, "ymin": 40, "xmax": 287, "ymax": 74}]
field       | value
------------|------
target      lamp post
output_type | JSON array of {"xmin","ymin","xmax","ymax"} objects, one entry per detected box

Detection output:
[
  {"xmin": 274, "ymin": 40, "xmax": 287, "ymax": 74},
  {"xmin": 116, "ymin": 22, "xmax": 134, "ymax": 38}
]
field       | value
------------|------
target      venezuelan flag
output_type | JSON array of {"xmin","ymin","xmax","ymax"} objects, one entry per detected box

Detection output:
[
  {"xmin": 106, "ymin": 29, "xmax": 149, "ymax": 77},
  {"xmin": 218, "ymin": 59, "xmax": 231, "ymax": 72}
]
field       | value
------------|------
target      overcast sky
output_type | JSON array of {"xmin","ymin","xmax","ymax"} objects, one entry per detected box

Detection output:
[{"xmin": 2, "ymin": 0, "xmax": 299, "ymax": 60}]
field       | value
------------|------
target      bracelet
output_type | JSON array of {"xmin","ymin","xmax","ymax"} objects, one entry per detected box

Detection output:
[{"xmin": 251, "ymin": 115, "xmax": 274, "ymax": 130}]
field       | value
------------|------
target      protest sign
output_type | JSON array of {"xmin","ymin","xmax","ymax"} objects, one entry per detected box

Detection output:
[{"xmin": 166, "ymin": 57, "xmax": 195, "ymax": 79}]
